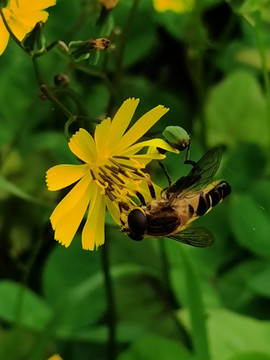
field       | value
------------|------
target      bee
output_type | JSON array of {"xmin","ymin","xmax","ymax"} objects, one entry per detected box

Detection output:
[{"xmin": 121, "ymin": 147, "xmax": 231, "ymax": 247}]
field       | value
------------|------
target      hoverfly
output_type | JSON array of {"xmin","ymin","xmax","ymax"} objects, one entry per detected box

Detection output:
[{"xmin": 121, "ymin": 147, "xmax": 231, "ymax": 247}]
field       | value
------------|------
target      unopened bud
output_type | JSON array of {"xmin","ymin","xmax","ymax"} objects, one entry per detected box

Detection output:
[
  {"xmin": 54, "ymin": 73, "xmax": 70, "ymax": 87},
  {"xmin": 162, "ymin": 126, "xmax": 190, "ymax": 151},
  {"xmin": 69, "ymin": 38, "xmax": 110, "ymax": 61},
  {"xmin": 22, "ymin": 21, "xmax": 46, "ymax": 55}
]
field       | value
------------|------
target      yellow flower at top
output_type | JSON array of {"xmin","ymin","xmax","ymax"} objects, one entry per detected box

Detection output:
[
  {"xmin": 0, "ymin": 0, "xmax": 56, "ymax": 55},
  {"xmin": 99, "ymin": 0, "xmax": 119, "ymax": 11},
  {"xmin": 153, "ymin": 0, "xmax": 194, "ymax": 13},
  {"xmin": 47, "ymin": 355, "xmax": 63, "ymax": 360},
  {"xmin": 46, "ymin": 98, "xmax": 178, "ymax": 251}
]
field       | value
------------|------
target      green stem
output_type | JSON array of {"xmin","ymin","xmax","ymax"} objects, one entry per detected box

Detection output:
[
  {"xmin": 113, "ymin": 0, "xmax": 140, "ymax": 96},
  {"xmin": 40, "ymin": 84, "xmax": 76, "ymax": 119},
  {"xmin": 75, "ymin": 64, "xmax": 118, "ymax": 101},
  {"xmin": 14, "ymin": 236, "xmax": 43, "ymax": 328},
  {"xmin": 186, "ymin": 0, "xmax": 207, "ymax": 149},
  {"xmin": 159, "ymin": 238, "xmax": 178, "ymax": 308},
  {"xmin": 32, "ymin": 55, "xmax": 78, "ymax": 121},
  {"xmin": 179, "ymin": 247, "xmax": 210, "ymax": 360},
  {"xmin": 101, "ymin": 242, "xmax": 117, "ymax": 360},
  {"xmin": 64, "ymin": 115, "xmax": 78, "ymax": 140},
  {"xmin": 254, "ymin": 17, "xmax": 270, "ymax": 152},
  {"xmin": 32, "ymin": 56, "xmax": 43, "ymax": 85}
]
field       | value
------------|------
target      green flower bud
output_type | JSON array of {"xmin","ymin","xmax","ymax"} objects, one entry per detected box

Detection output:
[
  {"xmin": 162, "ymin": 126, "xmax": 190, "ymax": 151},
  {"xmin": 22, "ymin": 21, "xmax": 46, "ymax": 56}
]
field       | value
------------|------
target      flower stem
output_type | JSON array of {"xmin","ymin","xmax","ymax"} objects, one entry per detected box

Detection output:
[
  {"xmin": 185, "ymin": 0, "xmax": 207, "ymax": 149},
  {"xmin": 254, "ymin": 16, "xmax": 270, "ymax": 152},
  {"xmin": 101, "ymin": 241, "xmax": 117, "ymax": 360},
  {"xmin": 113, "ymin": 0, "xmax": 140, "ymax": 97},
  {"xmin": 159, "ymin": 238, "xmax": 178, "ymax": 308},
  {"xmin": 14, "ymin": 236, "xmax": 43, "ymax": 327},
  {"xmin": 40, "ymin": 84, "xmax": 76, "ymax": 119}
]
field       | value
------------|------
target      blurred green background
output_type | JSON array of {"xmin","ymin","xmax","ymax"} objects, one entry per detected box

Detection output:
[{"xmin": 1, "ymin": 0, "xmax": 270, "ymax": 359}]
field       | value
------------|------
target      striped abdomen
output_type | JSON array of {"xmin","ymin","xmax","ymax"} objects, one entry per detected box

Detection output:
[{"xmin": 196, "ymin": 181, "xmax": 231, "ymax": 216}]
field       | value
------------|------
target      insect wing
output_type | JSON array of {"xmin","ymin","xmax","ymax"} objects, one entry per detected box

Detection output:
[
  {"xmin": 168, "ymin": 227, "xmax": 215, "ymax": 247},
  {"xmin": 167, "ymin": 147, "xmax": 222, "ymax": 202}
]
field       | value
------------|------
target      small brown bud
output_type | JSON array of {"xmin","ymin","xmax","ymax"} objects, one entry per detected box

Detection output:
[{"xmin": 54, "ymin": 73, "xmax": 70, "ymax": 87}]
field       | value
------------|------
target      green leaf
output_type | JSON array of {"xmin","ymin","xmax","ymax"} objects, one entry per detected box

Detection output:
[
  {"xmin": 118, "ymin": 335, "xmax": 192, "ymax": 360},
  {"xmin": 60, "ymin": 322, "xmax": 143, "ymax": 343},
  {"xmin": 220, "ymin": 144, "xmax": 267, "ymax": 192},
  {"xmin": 112, "ymin": 0, "xmax": 156, "ymax": 68},
  {"xmin": 178, "ymin": 247, "xmax": 210, "ymax": 360},
  {"xmin": 154, "ymin": 11, "xmax": 192, "ymax": 42},
  {"xmin": 229, "ymin": 194, "xmax": 270, "ymax": 258},
  {"xmin": 166, "ymin": 241, "xmax": 211, "ymax": 360},
  {"xmin": 109, "ymin": 227, "xmax": 162, "ymax": 271},
  {"xmin": 228, "ymin": 352, "xmax": 270, "ymax": 360},
  {"xmin": 218, "ymin": 259, "xmax": 266, "ymax": 311},
  {"xmin": 42, "ymin": 238, "xmax": 106, "ymax": 328},
  {"xmin": 237, "ymin": 0, "xmax": 270, "ymax": 23},
  {"xmin": 43, "ymin": 236, "xmax": 166, "ymax": 340},
  {"xmin": 207, "ymin": 309, "xmax": 270, "ymax": 360},
  {"xmin": 234, "ymin": 47, "xmax": 270, "ymax": 70},
  {"xmin": 248, "ymin": 265, "xmax": 270, "ymax": 297},
  {"xmin": 0, "ymin": 329, "xmax": 38, "ymax": 360},
  {"xmin": 205, "ymin": 71, "xmax": 269, "ymax": 148},
  {"xmin": 0, "ymin": 281, "xmax": 52, "ymax": 331},
  {"xmin": 122, "ymin": 76, "xmax": 188, "ymax": 131},
  {"xmin": 250, "ymin": 180, "xmax": 270, "ymax": 216}
]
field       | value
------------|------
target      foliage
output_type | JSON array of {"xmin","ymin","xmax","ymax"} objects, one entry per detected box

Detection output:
[{"xmin": 0, "ymin": 0, "xmax": 270, "ymax": 359}]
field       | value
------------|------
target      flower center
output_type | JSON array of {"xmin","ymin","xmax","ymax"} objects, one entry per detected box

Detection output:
[{"xmin": 90, "ymin": 156, "xmax": 155, "ymax": 207}]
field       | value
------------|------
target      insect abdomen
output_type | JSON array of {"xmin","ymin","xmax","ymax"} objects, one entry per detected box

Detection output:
[
  {"xmin": 146, "ymin": 213, "xmax": 180, "ymax": 236},
  {"xmin": 197, "ymin": 181, "xmax": 231, "ymax": 216}
]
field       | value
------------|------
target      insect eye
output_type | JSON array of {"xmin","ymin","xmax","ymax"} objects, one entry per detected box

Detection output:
[{"xmin": 127, "ymin": 208, "xmax": 147, "ymax": 241}]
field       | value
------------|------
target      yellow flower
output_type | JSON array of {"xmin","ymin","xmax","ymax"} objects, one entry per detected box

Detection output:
[
  {"xmin": 153, "ymin": 0, "xmax": 194, "ymax": 13},
  {"xmin": 0, "ymin": 0, "xmax": 56, "ymax": 55},
  {"xmin": 47, "ymin": 355, "xmax": 63, "ymax": 360},
  {"xmin": 46, "ymin": 98, "xmax": 177, "ymax": 251},
  {"xmin": 99, "ymin": 0, "xmax": 119, "ymax": 10}
]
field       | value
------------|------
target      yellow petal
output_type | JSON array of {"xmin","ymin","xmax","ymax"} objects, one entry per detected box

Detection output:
[
  {"xmin": 18, "ymin": 0, "xmax": 56, "ymax": 10},
  {"xmin": 153, "ymin": 0, "xmax": 194, "ymax": 13},
  {"xmin": 8, "ymin": 11, "xmax": 49, "ymax": 41},
  {"xmin": 134, "ymin": 179, "xmax": 162, "ymax": 203},
  {"xmin": 46, "ymin": 164, "xmax": 89, "ymax": 191},
  {"xmin": 50, "ymin": 173, "xmax": 92, "ymax": 227},
  {"xmin": 94, "ymin": 117, "xmax": 111, "ymax": 156},
  {"xmin": 47, "ymin": 354, "xmax": 63, "ymax": 360},
  {"xmin": 94, "ymin": 199, "xmax": 106, "ymax": 248},
  {"xmin": 121, "ymin": 138, "xmax": 179, "ymax": 155},
  {"xmin": 0, "ymin": 17, "xmax": 9, "ymax": 55},
  {"xmin": 126, "ymin": 153, "xmax": 166, "ymax": 161},
  {"xmin": 108, "ymin": 98, "xmax": 140, "ymax": 149},
  {"xmin": 52, "ymin": 183, "xmax": 93, "ymax": 247},
  {"xmin": 105, "ymin": 198, "xmax": 121, "ymax": 225},
  {"xmin": 81, "ymin": 186, "xmax": 106, "ymax": 250},
  {"xmin": 68, "ymin": 128, "xmax": 97, "ymax": 164},
  {"xmin": 114, "ymin": 105, "xmax": 169, "ymax": 154}
]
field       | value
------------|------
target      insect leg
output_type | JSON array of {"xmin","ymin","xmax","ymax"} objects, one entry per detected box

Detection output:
[
  {"xmin": 183, "ymin": 141, "xmax": 197, "ymax": 168},
  {"xmin": 158, "ymin": 161, "xmax": 172, "ymax": 186}
]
